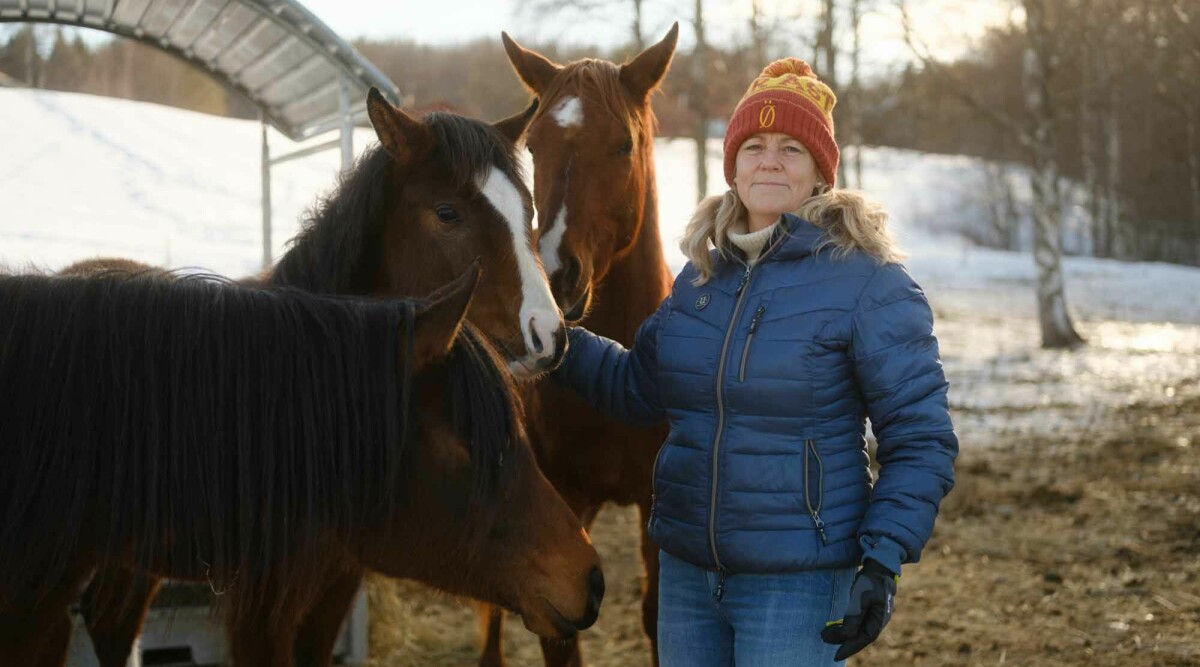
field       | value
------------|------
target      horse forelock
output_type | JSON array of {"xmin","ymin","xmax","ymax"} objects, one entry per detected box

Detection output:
[
  {"xmin": 424, "ymin": 112, "xmax": 527, "ymax": 193},
  {"xmin": 534, "ymin": 60, "xmax": 650, "ymax": 140}
]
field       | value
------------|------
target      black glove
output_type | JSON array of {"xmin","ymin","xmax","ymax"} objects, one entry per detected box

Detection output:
[{"xmin": 820, "ymin": 559, "xmax": 897, "ymax": 661}]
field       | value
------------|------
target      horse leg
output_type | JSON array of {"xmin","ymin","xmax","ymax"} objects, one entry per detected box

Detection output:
[
  {"xmin": 293, "ymin": 569, "xmax": 364, "ymax": 667},
  {"xmin": 227, "ymin": 616, "xmax": 296, "ymax": 667},
  {"xmin": 0, "ymin": 563, "xmax": 94, "ymax": 666},
  {"xmin": 81, "ymin": 567, "xmax": 162, "ymax": 667},
  {"xmin": 476, "ymin": 601, "xmax": 506, "ymax": 667},
  {"xmin": 637, "ymin": 500, "xmax": 660, "ymax": 667},
  {"xmin": 536, "ymin": 501, "xmax": 602, "ymax": 667}
]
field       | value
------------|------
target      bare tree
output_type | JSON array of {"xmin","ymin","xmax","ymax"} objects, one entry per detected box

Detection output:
[
  {"xmin": 902, "ymin": 0, "xmax": 1085, "ymax": 348},
  {"xmin": 692, "ymin": 0, "xmax": 709, "ymax": 199},
  {"xmin": 521, "ymin": 0, "xmax": 646, "ymax": 50},
  {"xmin": 848, "ymin": 0, "xmax": 865, "ymax": 188}
]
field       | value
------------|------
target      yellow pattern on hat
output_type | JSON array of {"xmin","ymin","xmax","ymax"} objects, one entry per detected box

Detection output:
[{"xmin": 738, "ymin": 58, "xmax": 837, "ymax": 119}]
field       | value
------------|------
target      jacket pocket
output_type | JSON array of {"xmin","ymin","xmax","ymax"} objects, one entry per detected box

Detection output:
[
  {"xmin": 737, "ymin": 303, "xmax": 768, "ymax": 382},
  {"xmin": 803, "ymin": 439, "xmax": 828, "ymax": 545}
]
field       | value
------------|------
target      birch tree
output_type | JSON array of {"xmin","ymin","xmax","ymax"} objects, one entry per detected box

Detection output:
[{"xmin": 902, "ymin": 0, "xmax": 1085, "ymax": 348}]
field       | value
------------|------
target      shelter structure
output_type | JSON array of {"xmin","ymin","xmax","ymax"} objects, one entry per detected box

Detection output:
[{"xmin": 0, "ymin": 0, "xmax": 401, "ymax": 267}]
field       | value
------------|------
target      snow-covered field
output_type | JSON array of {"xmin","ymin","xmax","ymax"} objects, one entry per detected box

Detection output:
[{"xmin": 3, "ymin": 88, "xmax": 1198, "ymax": 448}]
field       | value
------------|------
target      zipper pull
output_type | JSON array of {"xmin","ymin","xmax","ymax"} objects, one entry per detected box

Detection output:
[
  {"xmin": 735, "ymin": 267, "xmax": 751, "ymax": 296},
  {"xmin": 714, "ymin": 569, "xmax": 727, "ymax": 601},
  {"xmin": 811, "ymin": 512, "xmax": 828, "ymax": 545},
  {"xmin": 748, "ymin": 305, "xmax": 766, "ymax": 333}
]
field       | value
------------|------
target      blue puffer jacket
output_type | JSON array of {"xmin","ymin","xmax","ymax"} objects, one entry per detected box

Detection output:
[{"xmin": 553, "ymin": 214, "xmax": 957, "ymax": 575}]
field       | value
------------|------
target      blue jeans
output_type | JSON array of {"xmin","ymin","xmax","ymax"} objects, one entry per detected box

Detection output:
[{"xmin": 657, "ymin": 550, "xmax": 856, "ymax": 667}]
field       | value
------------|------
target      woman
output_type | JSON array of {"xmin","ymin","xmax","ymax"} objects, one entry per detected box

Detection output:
[{"xmin": 552, "ymin": 58, "xmax": 957, "ymax": 665}]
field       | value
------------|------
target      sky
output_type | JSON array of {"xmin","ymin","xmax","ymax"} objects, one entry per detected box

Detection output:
[
  {"xmin": 294, "ymin": 0, "xmax": 1016, "ymax": 72},
  {"xmin": 34, "ymin": 0, "xmax": 1016, "ymax": 78}
]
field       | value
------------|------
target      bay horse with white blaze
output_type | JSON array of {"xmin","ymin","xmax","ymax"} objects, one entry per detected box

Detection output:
[
  {"xmin": 0, "ymin": 269, "xmax": 601, "ymax": 667},
  {"xmin": 475, "ymin": 25, "xmax": 680, "ymax": 667},
  {"xmin": 69, "ymin": 88, "xmax": 582, "ymax": 666}
]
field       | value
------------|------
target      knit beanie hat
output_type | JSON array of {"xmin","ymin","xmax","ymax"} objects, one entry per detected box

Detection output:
[{"xmin": 723, "ymin": 58, "xmax": 839, "ymax": 188}]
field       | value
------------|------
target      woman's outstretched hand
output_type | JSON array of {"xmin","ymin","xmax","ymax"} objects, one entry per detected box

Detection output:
[{"xmin": 820, "ymin": 559, "xmax": 897, "ymax": 660}]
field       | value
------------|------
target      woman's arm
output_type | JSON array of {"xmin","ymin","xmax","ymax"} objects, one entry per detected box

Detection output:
[
  {"xmin": 850, "ymin": 263, "xmax": 958, "ymax": 575},
  {"xmin": 549, "ymin": 296, "xmax": 671, "ymax": 427}
]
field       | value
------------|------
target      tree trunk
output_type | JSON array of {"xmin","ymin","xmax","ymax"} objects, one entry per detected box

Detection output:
[
  {"xmin": 1023, "ymin": 0, "xmax": 1084, "ymax": 348},
  {"xmin": 748, "ymin": 0, "xmax": 766, "ymax": 73},
  {"xmin": 692, "ymin": 0, "xmax": 709, "ymax": 200},
  {"xmin": 1079, "ymin": 30, "xmax": 1103, "ymax": 256},
  {"xmin": 816, "ymin": 0, "xmax": 843, "ymax": 184},
  {"xmin": 1102, "ymin": 75, "xmax": 1121, "ymax": 258},
  {"xmin": 631, "ymin": 0, "xmax": 644, "ymax": 51},
  {"xmin": 849, "ymin": 0, "xmax": 863, "ymax": 189},
  {"xmin": 1186, "ymin": 98, "xmax": 1200, "ymax": 226}
]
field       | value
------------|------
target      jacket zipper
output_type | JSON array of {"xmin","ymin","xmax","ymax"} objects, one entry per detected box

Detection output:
[
  {"xmin": 738, "ymin": 304, "xmax": 766, "ymax": 382},
  {"xmin": 707, "ymin": 231, "xmax": 789, "ymax": 572},
  {"xmin": 803, "ymin": 439, "xmax": 828, "ymax": 545}
]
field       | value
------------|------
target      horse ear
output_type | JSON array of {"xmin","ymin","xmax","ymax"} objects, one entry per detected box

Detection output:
[
  {"xmin": 409, "ymin": 260, "xmax": 481, "ymax": 373},
  {"xmin": 502, "ymin": 32, "xmax": 562, "ymax": 95},
  {"xmin": 366, "ymin": 87, "xmax": 434, "ymax": 169},
  {"xmin": 493, "ymin": 98, "xmax": 540, "ymax": 146},
  {"xmin": 619, "ymin": 22, "xmax": 679, "ymax": 102}
]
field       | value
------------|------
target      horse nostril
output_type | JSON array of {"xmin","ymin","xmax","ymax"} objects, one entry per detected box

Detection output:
[
  {"xmin": 588, "ymin": 566, "xmax": 605, "ymax": 608},
  {"xmin": 529, "ymin": 316, "xmax": 545, "ymax": 354}
]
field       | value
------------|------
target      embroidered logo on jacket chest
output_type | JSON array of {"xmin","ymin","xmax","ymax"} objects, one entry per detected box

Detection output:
[{"xmin": 695, "ymin": 294, "xmax": 711, "ymax": 310}]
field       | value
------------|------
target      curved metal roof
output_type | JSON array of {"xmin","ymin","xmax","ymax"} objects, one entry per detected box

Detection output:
[{"xmin": 0, "ymin": 0, "xmax": 401, "ymax": 140}]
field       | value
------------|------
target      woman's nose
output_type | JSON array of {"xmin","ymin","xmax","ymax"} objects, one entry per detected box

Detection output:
[{"xmin": 760, "ymin": 150, "xmax": 783, "ymax": 169}]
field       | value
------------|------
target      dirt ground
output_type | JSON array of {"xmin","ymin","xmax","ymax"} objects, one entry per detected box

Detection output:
[{"xmin": 364, "ymin": 388, "xmax": 1199, "ymax": 666}]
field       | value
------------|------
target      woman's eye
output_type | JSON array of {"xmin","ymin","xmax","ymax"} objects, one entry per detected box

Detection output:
[
  {"xmin": 435, "ymin": 205, "xmax": 461, "ymax": 224},
  {"xmin": 744, "ymin": 144, "xmax": 764, "ymax": 153},
  {"xmin": 617, "ymin": 138, "xmax": 634, "ymax": 156}
]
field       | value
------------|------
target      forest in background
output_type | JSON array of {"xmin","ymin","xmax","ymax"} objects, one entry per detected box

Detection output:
[{"xmin": 1, "ymin": 0, "xmax": 1196, "ymax": 269}]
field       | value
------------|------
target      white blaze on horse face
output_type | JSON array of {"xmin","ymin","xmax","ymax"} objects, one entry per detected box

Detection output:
[
  {"xmin": 478, "ymin": 166, "xmax": 562, "ymax": 375},
  {"xmin": 552, "ymin": 96, "xmax": 584, "ymax": 128},
  {"xmin": 538, "ymin": 207, "xmax": 568, "ymax": 276}
]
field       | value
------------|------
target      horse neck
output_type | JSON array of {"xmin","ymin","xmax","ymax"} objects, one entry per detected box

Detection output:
[{"xmin": 586, "ymin": 144, "xmax": 671, "ymax": 345}]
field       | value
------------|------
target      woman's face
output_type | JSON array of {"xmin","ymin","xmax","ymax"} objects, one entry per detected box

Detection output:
[{"xmin": 733, "ymin": 132, "xmax": 820, "ymax": 231}]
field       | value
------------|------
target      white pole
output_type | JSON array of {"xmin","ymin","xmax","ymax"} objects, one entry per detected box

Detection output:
[
  {"xmin": 339, "ymin": 77, "xmax": 353, "ymax": 173},
  {"xmin": 261, "ymin": 117, "xmax": 272, "ymax": 270}
]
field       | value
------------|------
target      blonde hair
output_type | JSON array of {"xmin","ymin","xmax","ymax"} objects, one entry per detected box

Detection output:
[{"xmin": 680, "ymin": 188, "xmax": 906, "ymax": 285}]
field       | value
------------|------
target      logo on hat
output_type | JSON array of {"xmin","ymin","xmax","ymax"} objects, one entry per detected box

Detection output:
[
  {"xmin": 759, "ymin": 100, "xmax": 776, "ymax": 129},
  {"xmin": 695, "ymin": 294, "xmax": 710, "ymax": 310}
]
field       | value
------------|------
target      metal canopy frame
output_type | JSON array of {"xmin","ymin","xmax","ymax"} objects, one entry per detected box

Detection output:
[{"xmin": 1, "ymin": 0, "xmax": 400, "ymax": 268}]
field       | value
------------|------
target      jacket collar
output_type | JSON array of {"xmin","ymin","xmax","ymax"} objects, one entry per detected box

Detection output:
[
  {"xmin": 716, "ymin": 214, "xmax": 827, "ymax": 286},
  {"xmin": 755, "ymin": 213, "xmax": 826, "ymax": 264}
]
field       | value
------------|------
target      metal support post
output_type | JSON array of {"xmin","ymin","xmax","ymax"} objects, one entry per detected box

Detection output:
[
  {"xmin": 339, "ymin": 76, "xmax": 353, "ymax": 173},
  {"xmin": 261, "ymin": 117, "xmax": 272, "ymax": 270}
]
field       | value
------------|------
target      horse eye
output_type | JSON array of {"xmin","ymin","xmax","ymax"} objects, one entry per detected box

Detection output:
[
  {"xmin": 435, "ymin": 204, "xmax": 460, "ymax": 224},
  {"xmin": 617, "ymin": 138, "xmax": 634, "ymax": 156}
]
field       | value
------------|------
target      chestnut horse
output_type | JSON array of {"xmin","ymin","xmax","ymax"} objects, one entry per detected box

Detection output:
[
  {"xmin": 69, "ymin": 89, "xmax": 576, "ymax": 667},
  {"xmin": 476, "ymin": 25, "xmax": 680, "ymax": 667},
  {"xmin": 0, "ymin": 269, "xmax": 602, "ymax": 667}
]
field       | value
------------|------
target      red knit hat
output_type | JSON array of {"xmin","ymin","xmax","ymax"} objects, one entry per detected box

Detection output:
[{"xmin": 723, "ymin": 58, "xmax": 839, "ymax": 188}]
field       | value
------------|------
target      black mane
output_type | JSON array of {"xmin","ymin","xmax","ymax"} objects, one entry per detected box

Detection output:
[
  {"xmin": 271, "ymin": 112, "xmax": 526, "ymax": 295},
  {"xmin": 0, "ymin": 272, "xmax": 515, "ymax": 622}
]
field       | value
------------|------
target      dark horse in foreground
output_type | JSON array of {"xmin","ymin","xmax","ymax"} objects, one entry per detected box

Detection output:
[
  {"xmin": 69, "ymin": 89, "xmax": 578, "ymax": 666},
  {"xmin": 0, "ymin": 269, "xmax": 602, "ymax": 666}
]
